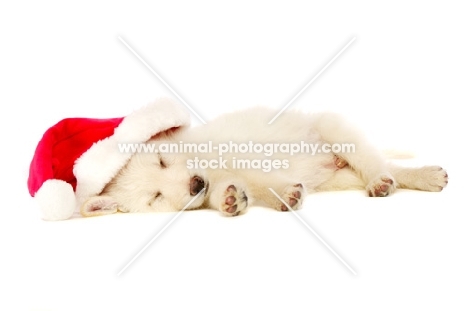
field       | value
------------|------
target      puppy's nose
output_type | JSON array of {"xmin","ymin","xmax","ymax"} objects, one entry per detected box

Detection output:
[{"xmin": 190, "ymin": 176, "xmax": 205, "ymax": 196}]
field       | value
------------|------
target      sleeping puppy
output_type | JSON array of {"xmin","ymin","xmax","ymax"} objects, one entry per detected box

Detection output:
[{"xmin": 80, "ymin": 107, "xmax": 448, "ymax": 217}]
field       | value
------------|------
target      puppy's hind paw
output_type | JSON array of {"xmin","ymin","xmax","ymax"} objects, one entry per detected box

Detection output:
[
  {"xmin": 276, "ymin": 183, "xmax": 305, "ymax": 212},
  {"xmin": 366, "ymin": 175, "xmax": 396, "ymax": 197},
  {"xmin": 220, "ymin": 185, "xmax": 248, "ymax": 217},
  {"xmin": 411, "ymin": 166, "xmax": 448, "ymax": 191}
]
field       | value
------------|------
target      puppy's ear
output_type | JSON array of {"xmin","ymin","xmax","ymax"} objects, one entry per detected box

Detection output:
[{"xmin": 80, "ymin": 196, "xmax": 118, "ymax": 217}]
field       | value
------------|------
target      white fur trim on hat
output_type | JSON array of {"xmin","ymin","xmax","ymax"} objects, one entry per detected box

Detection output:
[{"xmin": 73, "ymin": 97, "xmax": 190, "ymax": 208}]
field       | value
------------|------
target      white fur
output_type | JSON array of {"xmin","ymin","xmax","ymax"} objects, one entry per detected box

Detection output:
[
  {"xmin": 80, "ymin": 107, "xmax": 448, "ymax": 217},
  {"xmin": 36, "ymin": 179, "xmax": 76, "ymax": 221},
  {"xmin": 74, "ymin": 97, "xmax": 190, "ymax": 209}
]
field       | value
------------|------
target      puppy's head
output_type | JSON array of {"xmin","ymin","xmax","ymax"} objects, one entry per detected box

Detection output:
[
  {"xmin": 118, "ymin": 150, "xmax": 208, "ymax": 213},
  {"xmin": 79, "ymin": 147, "xmax": 209, "ymax": 217}
]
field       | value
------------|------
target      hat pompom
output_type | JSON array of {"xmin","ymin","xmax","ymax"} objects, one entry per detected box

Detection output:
[{"xmin": 35, "ymin": 179, "xmax": 76, "ymax": 221}]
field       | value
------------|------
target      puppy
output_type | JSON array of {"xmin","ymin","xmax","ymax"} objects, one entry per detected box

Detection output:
[{"xmin": 80, "ymin": 107, "xmax": 448, "ymax": 217}]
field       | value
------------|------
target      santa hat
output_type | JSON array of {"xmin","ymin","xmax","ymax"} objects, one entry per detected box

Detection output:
[{"xmin": 27, "ymin": 97, "xmax": 190, "ymax": 221}]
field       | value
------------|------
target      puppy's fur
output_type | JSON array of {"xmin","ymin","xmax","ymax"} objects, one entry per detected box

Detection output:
[{"xmin": 81, "ymin": 107, "xmax": 448, "ymax": 217}]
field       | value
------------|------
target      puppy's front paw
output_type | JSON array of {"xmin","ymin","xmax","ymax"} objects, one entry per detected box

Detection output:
[
  {"xmin": 220, "ymin": 185, "xmax": 248, "ymax": 217},
  {"xmin": 366, "ymin": 175, "xmax": 396, "ymax": 197},
  {"xmin": 277, "ymin": 183, "xmax": 305, "ymax": 212}
]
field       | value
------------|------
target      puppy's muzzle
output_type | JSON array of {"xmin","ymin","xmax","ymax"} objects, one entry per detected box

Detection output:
[{"xmin": 190, "ymin": 176, "xmax": 205, "ymax": 196}]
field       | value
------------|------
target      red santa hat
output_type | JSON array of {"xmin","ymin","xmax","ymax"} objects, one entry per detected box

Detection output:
[{"xmin": 27, "ymin": 97, "xmax": 190, "ymax": 221}]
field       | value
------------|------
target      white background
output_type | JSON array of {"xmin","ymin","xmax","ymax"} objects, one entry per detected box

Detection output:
[{"xmin": 1, "ymin": 1, "xmax": 467, "ymax": 310}]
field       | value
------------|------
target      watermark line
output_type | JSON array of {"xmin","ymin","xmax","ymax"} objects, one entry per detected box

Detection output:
[
  {"xmin": 118, "ymin": 36, "xmax": 207, "ymax": 124},
  {"xmin": 117, "ymin": 141, "xmax": 356, "ymax": 156},
  {"xmin": 268, "ymin": 188, "xmax": 357, "ymax": 275},
  {"xmin": 117, "ymin": 188, "xmax": 206, "ymax": 276},
  {"xmin": 268, "ymin": 36, "xmax": 356, "ymax": 124}
]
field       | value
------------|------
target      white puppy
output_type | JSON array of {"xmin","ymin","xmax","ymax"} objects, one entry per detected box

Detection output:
[{"xmin": 81, "ymin": 107, "xmax": 448, "ymax": 217}]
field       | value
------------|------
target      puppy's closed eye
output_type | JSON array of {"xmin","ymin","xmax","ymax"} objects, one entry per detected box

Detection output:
[
  {"xmin": 158, "ymin": 153, "xmax": 167, "ymax": 169},
  {"xmin": 148, "ymin": 191, "xmax": 163, "ymax": 206}
]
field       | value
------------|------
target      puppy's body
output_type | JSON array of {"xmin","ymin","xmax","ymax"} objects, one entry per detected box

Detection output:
[{"xmin": 81, "ymin": 107, "xmax": 448, "ymax": 217}]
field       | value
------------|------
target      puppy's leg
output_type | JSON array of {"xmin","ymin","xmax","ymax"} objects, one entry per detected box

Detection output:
[
  {"xmin": 238, "ymin": 171, "xmax": 306, "ymax": 211},
  {"xmin": 316, "ymin": 168, "xmax": 365, "ymax": 191},
  {"xmin": 312, "ymin": 113, "xmax": 396, "ymax": 197},
  {"xmin": 205, "ymin": 170, "xmax": 249, "ymax": 217},
  {"xmin": 389, "ymin": 164, "xmax": 448, "ymax": 192},
  {"xmin": 318, "ymin": 164, "xmax": 448, "ymax": 193},
  {"xmin": 258, "ymin": 183, "xmax": 305, "ymax": 211}
]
